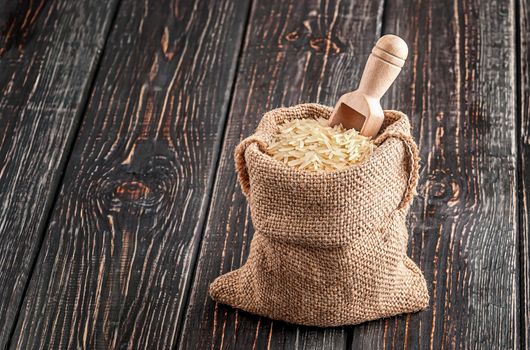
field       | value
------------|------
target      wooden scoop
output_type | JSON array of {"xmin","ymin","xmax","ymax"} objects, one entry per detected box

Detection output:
[{"xmin": 328, "ymin": 34, "xmax": 408, "ymax": 137}]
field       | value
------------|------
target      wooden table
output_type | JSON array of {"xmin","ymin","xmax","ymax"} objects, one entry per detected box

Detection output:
[{"xmin": 0, "ymin": 0, "xmax": 525, "ymax": 348}]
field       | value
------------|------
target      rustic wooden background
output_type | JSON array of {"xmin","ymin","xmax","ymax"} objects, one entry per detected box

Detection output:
[{"xmin": 0, "ymin": 0, "xmax": 525, "ymax": 348}]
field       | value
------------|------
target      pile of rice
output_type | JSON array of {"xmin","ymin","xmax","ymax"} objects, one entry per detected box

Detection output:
[{"xmin": 266, "ymin": 117, "xmax": 375, "ymax": 172}]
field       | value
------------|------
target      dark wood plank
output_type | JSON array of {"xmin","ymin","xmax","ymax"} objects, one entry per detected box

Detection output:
[
  {"xmin": 350, "ymin": 0, "xmax": 519, "ymax": 348},
  {"xmin": 178, "ymin": 1, "xmax": 385, "ymax": 349},
  {"xmin": 520, "ymin": 0, "xmax": 530, "ymax": 348},
  {"xmin": 9, "ymin": 0, "xmax": 250, "ymax": 348},
  {"xmin": 0, "ymin": 0, "xmax": 119, "ymax": 346}
]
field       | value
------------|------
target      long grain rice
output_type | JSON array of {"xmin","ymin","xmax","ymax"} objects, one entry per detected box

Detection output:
[{"xmin": 266, "ymin": 117, "xmax": 375, "ymax": 172}]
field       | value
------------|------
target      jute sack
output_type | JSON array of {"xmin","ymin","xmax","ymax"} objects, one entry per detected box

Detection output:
[{"xmin": 209, "ymin": 103, "xmax": 429, "ymax": 327}]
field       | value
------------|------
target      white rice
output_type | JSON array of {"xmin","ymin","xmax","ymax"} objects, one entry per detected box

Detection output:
[{"xmin": 266, "ymin": 118, "xmax": 375, "ymax": 172}]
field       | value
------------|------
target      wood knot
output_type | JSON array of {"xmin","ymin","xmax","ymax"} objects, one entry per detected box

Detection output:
[
  {"xmin": 285, "ymin": 31, "xmax": 299, "ymax": 42},
  {"xmin": 114, "ymin": 181, "xmax": 151, "ymax": 201},
  {"xmin": 425, "ymin": 171, "xmax": 462, "ymax": 206},
  {"xmin": 309, "ymin": 37, "xmax": 340, "ymax": 53}
]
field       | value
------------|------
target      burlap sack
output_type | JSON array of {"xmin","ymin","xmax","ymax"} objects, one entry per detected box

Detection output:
[{"xmin": 209, "ymin": 103, "xmax": 429, "ymax": 327}]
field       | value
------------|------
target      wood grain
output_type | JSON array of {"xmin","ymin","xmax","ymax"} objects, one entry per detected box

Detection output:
[
  {"xmin": 0, "ymin": 0, "xmax": 119, "ymax": 346},
  {"xmin": 519, "ymin": 0, "xmax": 530, "ymax": 348},
  {"xmin": 349, "ymin": 0, "xmax": 519, "ymax": 348},
  {"xmin": 9, "ymin": 0, "xmax": 250, "ymax": 348},
  {"xmin": 178, "ymin": 0, "xmax": 386, "ymax": 348}
]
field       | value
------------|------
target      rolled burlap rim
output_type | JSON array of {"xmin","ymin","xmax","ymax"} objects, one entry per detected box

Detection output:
[{"xmin": 235, "ymin": 104, "xmax": 419, "ymax": 211}]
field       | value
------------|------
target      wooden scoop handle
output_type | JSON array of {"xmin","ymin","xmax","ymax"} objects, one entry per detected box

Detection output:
[
  {"xmin": 328, "ymin": 35, "xmax": 408, "ymax": 137},
  {"xmin": 358, "ymin": 35, "xmax": 408, "ymax": 100}
]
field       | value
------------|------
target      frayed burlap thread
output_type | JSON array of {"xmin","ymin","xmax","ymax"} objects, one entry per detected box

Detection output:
[{"xmin": 209, "ymin": 103, "xmax": 429, "ymax": 327}]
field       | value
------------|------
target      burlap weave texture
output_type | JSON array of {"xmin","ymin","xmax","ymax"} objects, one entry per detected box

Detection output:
[{"xmin": 209, "ymin": 103, "xmax": 429, "ymax": 327}]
